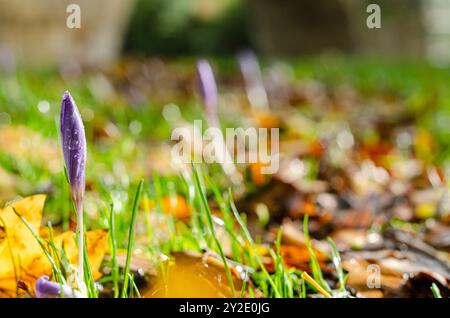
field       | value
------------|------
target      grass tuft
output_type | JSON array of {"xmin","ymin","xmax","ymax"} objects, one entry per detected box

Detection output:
[
  {"xmin": 121, "ymin": 179, "xmax": 144, "ymax": 298},
  {"xmin": 191, "ymin": 164, "xmax": 237, "ymax": 297}
]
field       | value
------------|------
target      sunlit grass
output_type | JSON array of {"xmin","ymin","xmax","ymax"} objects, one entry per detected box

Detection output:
[{"xmin": 3, "ymin": 58, "xmax": 441, "ymax": 298}]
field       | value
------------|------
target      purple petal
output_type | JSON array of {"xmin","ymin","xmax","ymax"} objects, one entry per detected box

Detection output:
[
  {"xmin": 196, "ymin": 60, "xmax": 219, "ymax": 127},
  {"xmin": 35, "ymin": 275, "xmax": 80, "ymax": 298},
  {"xmin": 237, "ymin": 50, "xmax": 260, "ymax": 84},
  {"xmin": 60, "ymin": 91, "xmax": 86, "ymax": 205},
  {"xmin": 237, "ymin": 50, "xmax": 268, "ymax": 109}
]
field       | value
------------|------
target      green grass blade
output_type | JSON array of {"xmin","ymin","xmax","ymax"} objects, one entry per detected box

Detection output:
[
  {"xmin": 431, "ymin": 283, "xmax": 442, "ymax": 298},
  {"xmin": 228, "ymin": 188, "xmax": 281, "ymax": 298},
  {"xmin": 108, "ymin": 203, "xmax": 119, "ymax": 298},
  {"xmin": 191, "ymin": 164, "xmax": 236, "ymax": 297},
  {"xmin": 303, "ymin": 215, "xmax": 332, "ymax": 295},
  {"xmin": 12, "ymin": 207, "xmax": 66, "ymax": 285},
  {"xmin": 327, "ymin": 237, "xmax": 347, "ymax": 294},
  {"xmin": 121, "ymin": 179, "xmax": 144, "ymax": 298}
]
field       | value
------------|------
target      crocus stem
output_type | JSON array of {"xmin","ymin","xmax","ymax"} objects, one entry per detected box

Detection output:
[{"xmin": 76, "ymin": 201, "xmax": 85, "ymax": 294}]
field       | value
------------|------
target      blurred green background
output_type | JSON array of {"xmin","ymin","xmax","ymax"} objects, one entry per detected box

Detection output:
[{"xmin": 1, "ymin": 0, "xmax": 450, "ymax": 64}]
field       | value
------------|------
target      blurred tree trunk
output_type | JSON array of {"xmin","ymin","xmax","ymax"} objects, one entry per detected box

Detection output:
[
  {"xmin": 245, "ymin": 0, "xmax": 425, "ymax": 57},
  {"xmin": 246, "ymin": 0, "xmax": 352, "ymax": 55},
  {"xmin": 0, "ymin": 0, "xmax": 135, "ymax": 67},
  {"xmin": 343, "ymin": 0, "xmax": 425, "ymax": 57}
]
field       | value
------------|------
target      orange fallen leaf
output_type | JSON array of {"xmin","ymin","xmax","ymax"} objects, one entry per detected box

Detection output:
[
  {"xmin": 249, "ymin": 162, "xmax": 270, "ymax": 186},
  {"xmin": 141, "ymin": 195, "xmax": 191, "ymax": 220},
  {"xmin": 308, "ymin": 140, "xmax": 325, "ymax": 158},
  {"xmin": 162, "ymin": 195, "xmax": 191, "ymax": 220},
  {"xmin": 264, "ymin": 244, "xmax": 329, "ymax": 273},
  {"xmin": 251, "ymin": 110, "xmax": 280, "ymax": 129}
]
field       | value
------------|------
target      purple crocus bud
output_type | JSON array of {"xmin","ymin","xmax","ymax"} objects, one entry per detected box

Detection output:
[
  {"xmin": 237, "ymin": 50, "xmax": 268, "ymax": 110},
  {"xmin": 35, "ymin": 276, "xmax": 81, "ymax": 298},
  {"xmin": 196, "ymin": 60, "xmax": 243, "ymax": 184},
  {"xmin": 196, "ymin": 60, "xmax": 219, "ymax": 128},
  {"xmin": 60, "ymin": 91, "xmax": 87, "ymax": 288},
  {"xmin": 60, "ymin": 91, "xmax": 86, "ymax": 207}
]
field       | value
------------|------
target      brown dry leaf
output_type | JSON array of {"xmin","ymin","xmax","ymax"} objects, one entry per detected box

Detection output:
[
  {"xmin": 279, "ymin": 219, "xmax": 331, "ymax": 254},
  {"xmin": 330, "ymin": 228, "xmax": 383, "ymax": 251},
  {"xmin": 402, "ymin": 271, "xmax": 450, "ymax": 298},
  {"xmin": 342, "ymin": 258, "xmax": 404, "ymax": 298},
  {"xmin": 0, "ymin": 195, "xmax": 108, "ymax": 297}
]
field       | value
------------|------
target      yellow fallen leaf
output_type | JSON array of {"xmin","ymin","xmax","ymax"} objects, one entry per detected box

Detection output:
[
  {"xmin": 144, "ymin": 252, "xmax": 244, "ymax": 298},
  {"xmin": 0, "ymin": 195, "xmax": 45, "ymax": 296},
  {"xmin": 51, "ymin": 229, "xmax": 108, "ymax": 280},
  {"xmin": 0, "ymin": 195, "xmax": 108, "ymax": 297},
  {"xmin": 415, "ymin": 203, "xmax": 435, "ymax": 220}
]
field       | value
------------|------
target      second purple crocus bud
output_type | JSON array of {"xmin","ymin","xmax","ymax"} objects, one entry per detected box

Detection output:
[
  {"xmin": 35, "ymin": 275, "xmax": 81, "ymax": 298},
  {"xmin": 237, "ymin": 50, "xmax": 269, "ymax": 110},
  {"xmin": 196, "ymin": 59, "xmax": 219, "ymax": 128}
]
